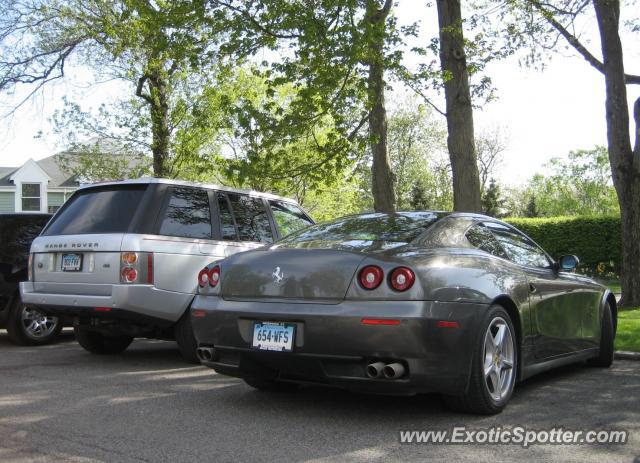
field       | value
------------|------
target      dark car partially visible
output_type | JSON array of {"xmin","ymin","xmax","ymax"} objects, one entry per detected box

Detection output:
[{"xmin": 0, "ymin": 213, "xmax": 63, "ymax": 345}]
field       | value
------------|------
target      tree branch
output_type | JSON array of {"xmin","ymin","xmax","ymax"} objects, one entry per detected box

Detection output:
[
  {"xmin": 529, "ymin": 0, "xmax": 640, "ymax": 84},
  {"xmin": 213, "ymin": 0, "xmax": 301, "ymax": 40},
  {"xmin": 135, "ymin": 75, "xmax": 153, "ymax": 104},
  {"xmin": 369, "ymin": 0, "xmax": 393, "ymax": 23},
  {"xmin": 402, "ymin": 78, "xmax": 447, "ymax": 117},
  {"xmin": 347, "ymin": 111, "xmax": 371, "ymax": 141}
]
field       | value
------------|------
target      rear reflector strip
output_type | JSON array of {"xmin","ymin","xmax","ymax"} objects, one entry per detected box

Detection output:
[
  {"xmin": 192, "ymin": 310, "xmax": 206, "ymax": 318},
  {"xmin": 437, "ymin": 321, "xmax": 460, "ymax": 328},
  {"xmin": 147, "ymin": 253, "xmax": 154, "ymax": 284},
  {"xmin": 361, "ymin": 318, "xmax": 401, "ymax": 326},
  {"xmin": 94, "ymin": 307, "xmax": 112, "ymax": 312}
]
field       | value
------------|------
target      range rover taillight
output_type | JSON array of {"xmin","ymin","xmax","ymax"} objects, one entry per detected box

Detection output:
[
  {"xmin": 120, "ymin": 252, "xmax": 153, "ymax": 284},
  {"xmin": 28, "ymin": 253, "xmax": 33, "ymax": 281}
]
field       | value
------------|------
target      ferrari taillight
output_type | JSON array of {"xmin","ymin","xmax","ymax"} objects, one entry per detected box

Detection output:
[
  {"xmin": 209, "ymin": 266, "xmax": 221, "ymax": 287},
  {"xmin": 197, "ymin": 268, "xmax": 209, "ymax": 287},
  {"xmin": 359, "ymin": 265, "xmax": 384, "ymax": 290},
  {"xmin": 198, "ymin": 265, "xmax": 220, "ymax": 288},
  {"xmin": 389, "ymin": 267, "xmax": 415, "ymax": 291}
]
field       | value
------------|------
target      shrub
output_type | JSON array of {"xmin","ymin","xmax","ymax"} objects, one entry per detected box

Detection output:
[{"xmin": 505, "ymin": 216, "xmax": 621, "ymax": 277}]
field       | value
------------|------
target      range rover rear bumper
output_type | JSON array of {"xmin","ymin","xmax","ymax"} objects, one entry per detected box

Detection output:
[{"xmin": 20, "ymin": 281, "xmax": 192, "ymax": 323}]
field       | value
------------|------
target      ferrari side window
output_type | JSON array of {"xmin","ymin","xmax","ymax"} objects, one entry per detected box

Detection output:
[
  {"xmin": 484, "ymin": 222, "xmax": 550, "ymax": 269},
  {"xmin": 466, "ymin": 224, "xmax": 508, "ymax": 259}
]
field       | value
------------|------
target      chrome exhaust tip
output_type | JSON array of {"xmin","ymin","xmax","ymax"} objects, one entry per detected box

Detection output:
[
  {"xmin": 196, "ymin": 347, "xmax": 214, "ymax": 362},
  {"xmin": 382, "ymin": 362, "xmax": 406, "ymax": 379},
  {"xmin": 366, "ymin": 361, "xmax": 385, "ymax": 378}
]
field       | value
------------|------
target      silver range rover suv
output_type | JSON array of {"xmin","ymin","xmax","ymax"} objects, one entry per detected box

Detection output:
[{"xmin": 20, "ymin": 178, "xmax": 314, "ymax": 362}]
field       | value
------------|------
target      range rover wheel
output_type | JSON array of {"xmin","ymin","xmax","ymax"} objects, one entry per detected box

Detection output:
[
  {"xmin": 446, "ymin": 305, "xmax": 517, "ymax": 415},
  {"xmin": 74, "ymin": 326, "xmax": 133, "ymax": 355},
  {"xmin": 175, "ymin": 311, "xmax": 200, "ymax": 364},
  {"xmin": 6, "ymin": 296, "xmax": 62, "ymax": 346}
]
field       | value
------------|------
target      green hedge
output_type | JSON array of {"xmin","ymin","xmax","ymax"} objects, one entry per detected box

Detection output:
[{"xmin": 505, "ymin": 216, "xmax": 621, "ymax": 276}]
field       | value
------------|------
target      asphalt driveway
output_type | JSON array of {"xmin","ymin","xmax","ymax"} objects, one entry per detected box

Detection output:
[{"xmin": 0, "ymin": 331, "xmax": 638, "ymax": 463}]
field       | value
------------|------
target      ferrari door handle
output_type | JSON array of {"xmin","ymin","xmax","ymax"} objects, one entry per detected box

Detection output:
[{"xmin": 529, "ymin": 283, "xmax": 537, "ymax": 294}]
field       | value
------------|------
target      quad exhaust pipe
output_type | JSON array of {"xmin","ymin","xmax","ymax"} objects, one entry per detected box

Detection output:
[
  {"xmin": 366, "ymin": 361, "xmax": 406, "ymax": 379},
  {"xmin": 366, "ymin": 361, "xmax": 385, "ymax": 379},
  {"xmin": 382, "ymin": 362, "xmax": 405, "ymax": 379},
  {"xmin": 196, "ymin": 347, "xmax": 215, "ymax": 362}
]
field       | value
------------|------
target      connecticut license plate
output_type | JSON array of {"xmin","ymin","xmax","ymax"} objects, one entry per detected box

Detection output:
[
  {"xmin": 252, "ymin": 322, "xmax": 295, "ymax": 352},
  {"xmin": 61, "ymin": 253, "xmax": 82, "ymax": 272}
]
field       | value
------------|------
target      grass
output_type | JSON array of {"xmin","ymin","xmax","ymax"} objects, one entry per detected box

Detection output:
[
  {"xmin": 595, "ymin": 278, "xmax": 621, "ymax": 294},
  {"xmin": 615, "ymin": 308, "xmax": 640, "ymax": 353}
]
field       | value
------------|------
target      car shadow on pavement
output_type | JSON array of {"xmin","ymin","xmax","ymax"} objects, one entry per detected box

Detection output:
[{"xmin": 0, "ymin": 335, "xmax": 638, "ymax": 463}]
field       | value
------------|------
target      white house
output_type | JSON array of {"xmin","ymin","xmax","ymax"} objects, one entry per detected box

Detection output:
[
  {"xmin": 0, "ymin": 155, "xmax": 78, "ymax": 214},
  {"xmin": 1, "ymin": 140, "xmax": 150, "ymax": 213}
]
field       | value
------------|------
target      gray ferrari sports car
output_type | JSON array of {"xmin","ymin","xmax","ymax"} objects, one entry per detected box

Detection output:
[{"xmin": 190, "ymin": 211, "xmax": 616, "ymax": 414}]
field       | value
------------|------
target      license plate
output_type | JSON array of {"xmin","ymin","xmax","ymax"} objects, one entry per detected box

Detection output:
[
  {"xmin": 61, "ymin": 253, "xmax": 82, "ymax": 272},
  {"xmin": 252, "ymin": 322, "xmax": 295, "ymax": 352}
]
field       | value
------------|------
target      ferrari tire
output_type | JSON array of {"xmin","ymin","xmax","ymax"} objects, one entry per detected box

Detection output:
[
  {"xmin": 587, "ymin": 302, "xmax": 614, "ymax": 368},
  {"xmin": 446, "ymin": 305, "xmax": 517, "ymax": 415},
  {"xmin": 175, "ymin": 311, "xmax": 200, "ymax": 364}
]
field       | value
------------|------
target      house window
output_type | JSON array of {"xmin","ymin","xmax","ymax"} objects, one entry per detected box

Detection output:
[{"xmin": 21, "ymin": 183, "xmax": 41, "ymax": 212}]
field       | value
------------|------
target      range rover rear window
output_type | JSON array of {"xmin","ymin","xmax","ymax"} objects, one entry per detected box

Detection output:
[{"xmin": 42, "ymin": 186, "xmax": 147, "ymax": 236}]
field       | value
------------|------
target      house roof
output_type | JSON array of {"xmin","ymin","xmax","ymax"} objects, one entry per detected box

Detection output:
[
  {"xmin": 0, "ymin": 167, "xmax": 19, "ymax": 187},
  {"xmin": 0, "ymin": 154, "xmax": 80, "ymax": 188},
  {"xmin": 0, "ymin": 139, "xmax": 148, "ymax": 188},
  {"xmin": 36, "ymin": 153, "xmax": 78, "ymax": 187}
]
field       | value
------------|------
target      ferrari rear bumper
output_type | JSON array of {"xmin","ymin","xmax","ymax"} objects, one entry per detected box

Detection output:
[{"xmin": 190, "ymin": 296, "xmax": 488, "ymax": 395}]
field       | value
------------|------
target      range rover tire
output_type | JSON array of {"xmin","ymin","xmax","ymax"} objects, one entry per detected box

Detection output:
[
  {"xmin": 175, "ymin": 311, "xmax": 200, "ymax": 364},
  {"xmin": 6, "ymin": 296, "xmax": 62, "ymax": 346},
  {"xmin": 74, "ymin": 326, "xmax": 133, "ymax": 355}
]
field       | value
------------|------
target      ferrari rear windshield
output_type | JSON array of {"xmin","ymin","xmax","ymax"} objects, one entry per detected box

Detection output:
[{"xmin": 275, "ymin": 212, "xmax": 447, "ymax": 251}]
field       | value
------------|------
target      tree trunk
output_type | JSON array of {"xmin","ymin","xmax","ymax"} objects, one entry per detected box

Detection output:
[
  {"xmin": 436, "ymin": 0, "xmax": 482, "ymax": 212},
  {"xmin": 148, "ymin": 70, "xmax": 171, "ymax": 177},
  {"xmin": 593, "ymin": 0, "xmax": 640, "ymax": 307},
  {"xmin": 366, "ymin": 0, "xmax": 395, "ymax": 213}
]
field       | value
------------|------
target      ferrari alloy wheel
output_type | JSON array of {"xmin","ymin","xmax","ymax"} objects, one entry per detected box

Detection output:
[
  {"xmin": 446, "ymin": 305, "xmax": 518, "ymax": 415},
  {"xmin": 483, "ymin": 316, "xmax": 516, "ymax": 402}
]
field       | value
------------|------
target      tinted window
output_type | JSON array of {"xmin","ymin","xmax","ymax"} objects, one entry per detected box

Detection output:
[
  {"xmin": 276, "ymin": 212, "xmax": 443, "ymax": 252},
  {"xmin": 269, "ymin": 200, "xmax": 313, "ymax": 237},
  {"xmin": 0, "ymin": 214, "xmax": 50, "ymax": 266},
  {"xmin": 217, "ymin": 193, "xmax": 238, "ymax": 240},
  {"xmin": 484, "ymin": 222, "xmax": 550, "ymax": 268},
  {"xmin": 227, "ymin": 194, "xmax": 274, "ymax": 243},
  {"xmin": 43, "ymin": 186, "xmax": 146, "ymax": 236},
  {"xmin": 159, "ymin": 187, "xmax": 212, "ymax": 239},
  {"xmin": 466, "ymin": 224, "xmax": 508, "ymax": 259}
]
